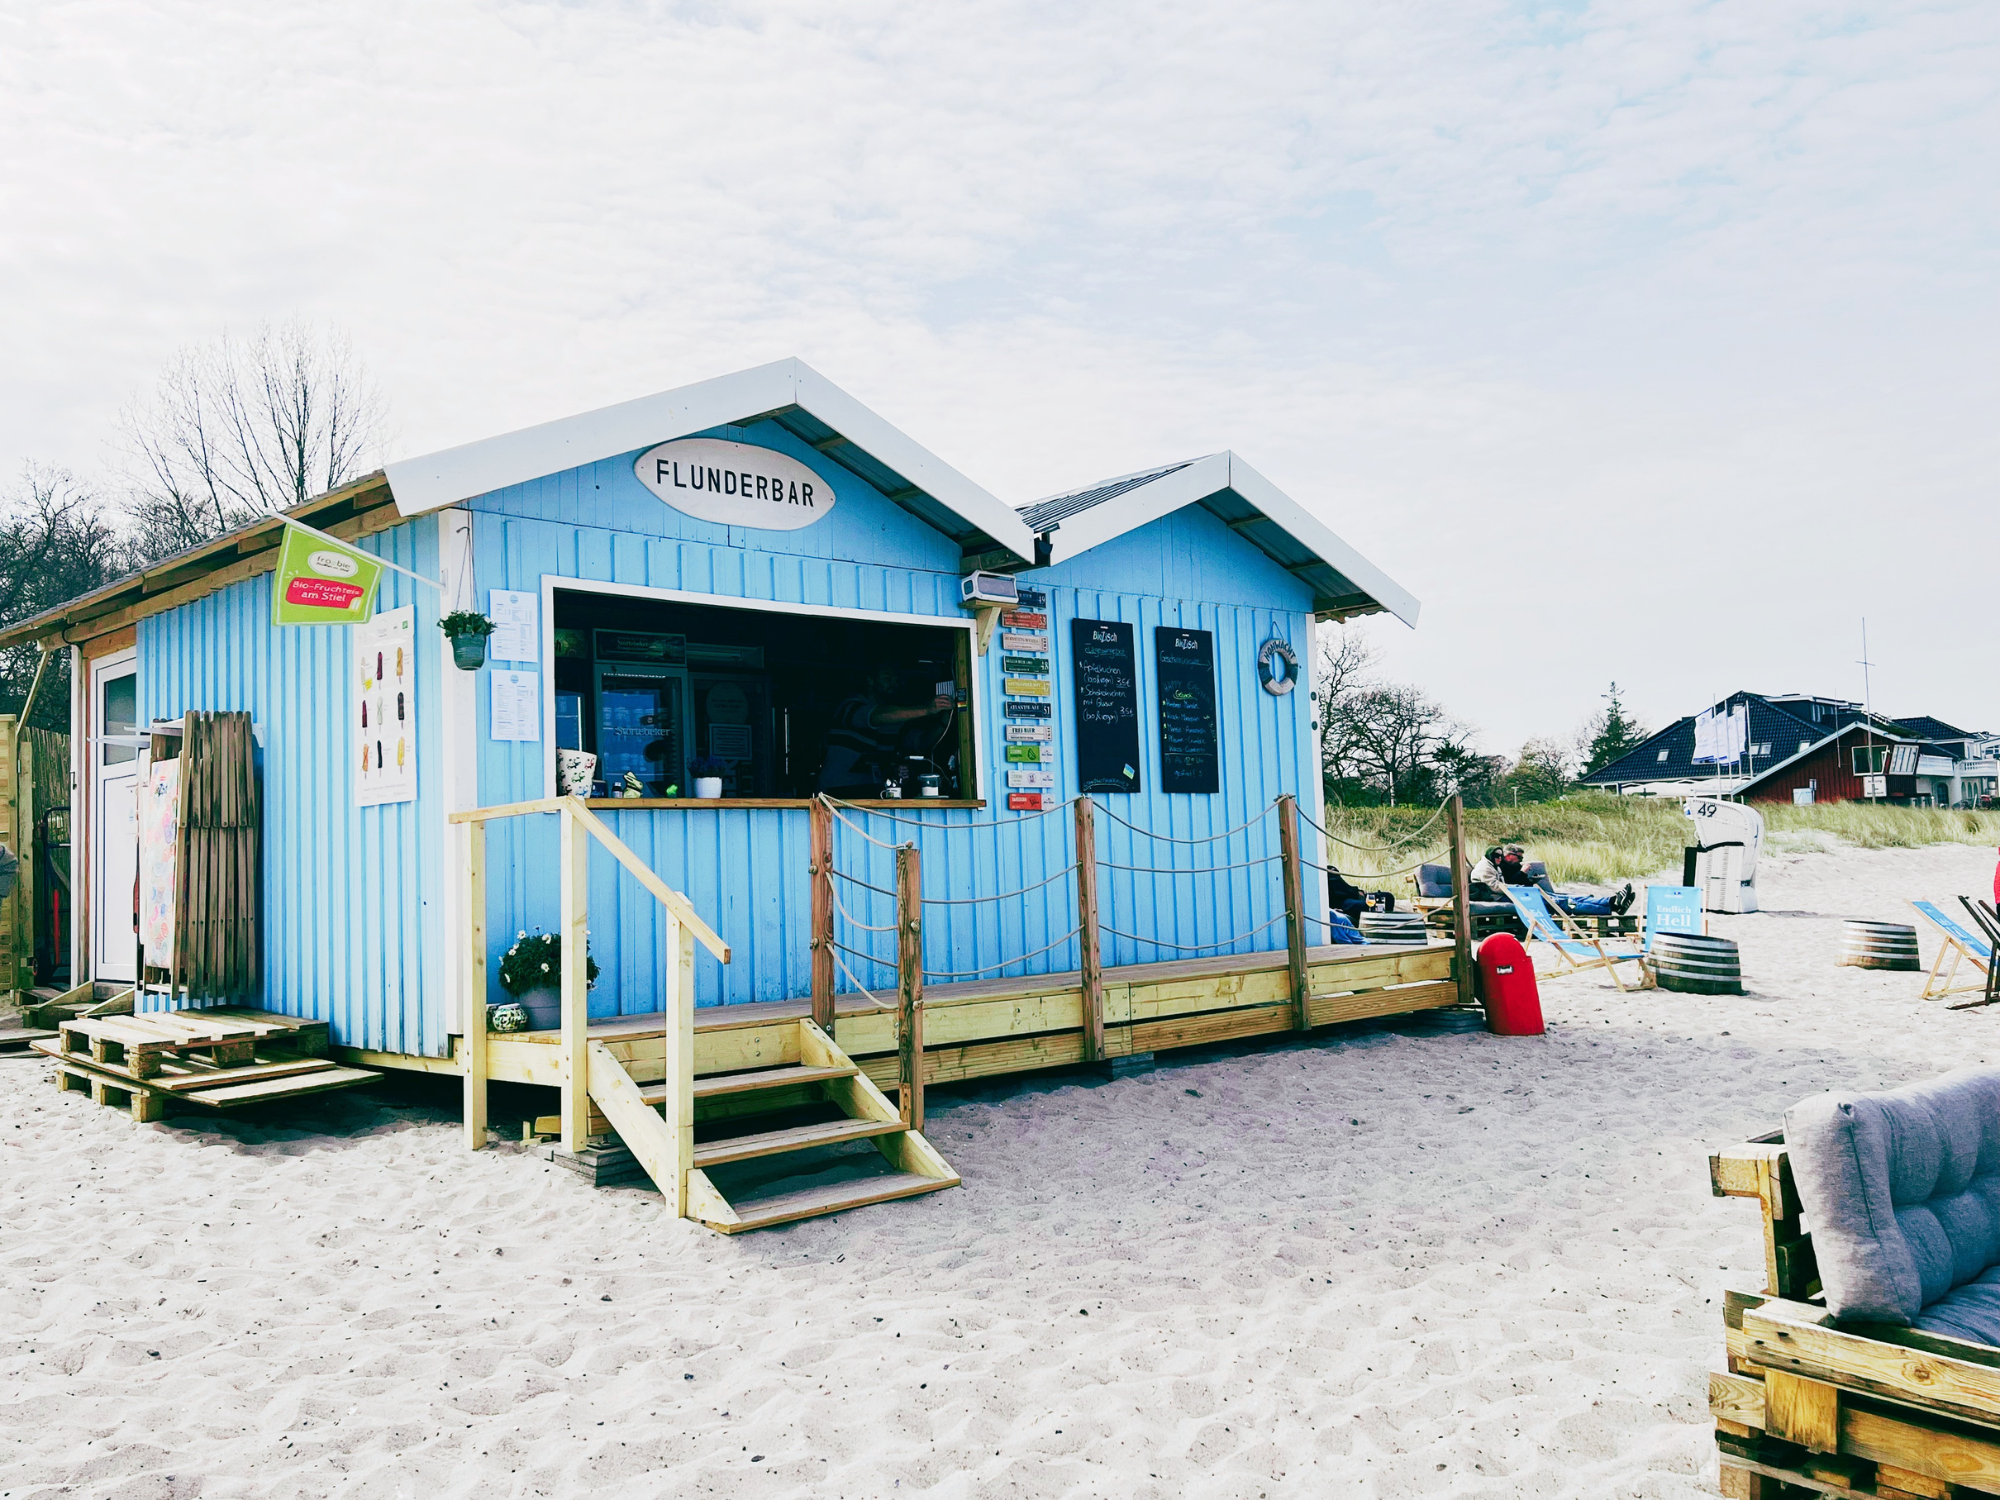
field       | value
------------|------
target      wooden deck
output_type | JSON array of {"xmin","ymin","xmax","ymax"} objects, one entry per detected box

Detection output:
[{"xmin": 469, "ymin": 942, "xmax": 1460, "ymax": 1117}]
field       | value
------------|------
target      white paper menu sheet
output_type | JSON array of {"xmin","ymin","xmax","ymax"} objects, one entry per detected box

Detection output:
[
  {"xmin": 491, "ymin": 669, "xmax": 541, "ymax": 741},
  {"xmin": 488, "ymin": 589, "xmax": 539, "ymax": 663}
]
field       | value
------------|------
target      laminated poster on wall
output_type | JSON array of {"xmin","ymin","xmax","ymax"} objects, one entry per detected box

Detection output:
[
  {"xmin": 356, "ymin": 606, "xmax": 418, "ymax": 807},
  {"xmin": 138, "ymin": 758, "xmax": 180, "ymax": 954}
]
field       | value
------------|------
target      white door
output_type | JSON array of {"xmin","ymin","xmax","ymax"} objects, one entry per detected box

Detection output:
[{"xmin": 93, "ymin": 658, "xmax": 139, "ymax": 983}]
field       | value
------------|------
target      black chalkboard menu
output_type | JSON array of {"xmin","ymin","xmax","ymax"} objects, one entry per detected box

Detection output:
[
  {"xmin": 1154, "ymin": 625, "xmax": 1218, "ymax": 793},
  {"xmin": 1070, "ymin": 618, "xmax": 1141, "ymax": 794}
]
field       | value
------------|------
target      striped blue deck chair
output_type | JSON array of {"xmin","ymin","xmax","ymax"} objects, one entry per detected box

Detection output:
[
  {"xmin": 1910, "ymin": 900, "xmax": 1995, "ymax": 1006},
  {"xmin": 1501, "ymin": 884, "xmax": 1646, "ymax": 992}
]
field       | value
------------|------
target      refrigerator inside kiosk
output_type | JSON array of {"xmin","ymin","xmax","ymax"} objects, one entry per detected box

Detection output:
[{"xmin": 592, "ymin": 629, "xmax": 689, "ymax": 797}]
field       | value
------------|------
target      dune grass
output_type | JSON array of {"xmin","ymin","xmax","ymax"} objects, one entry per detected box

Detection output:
[{"xmin": 1318, "ymin": 791, "xmax": 2000, "ymax": 892}]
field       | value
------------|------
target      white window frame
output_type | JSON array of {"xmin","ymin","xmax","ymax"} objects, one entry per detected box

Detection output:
[{"xmin": 537, "ymin": 576, "xmax": 987, "ymax": 803}]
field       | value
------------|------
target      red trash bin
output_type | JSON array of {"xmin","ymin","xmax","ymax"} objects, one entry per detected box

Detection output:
[{"xmin": 1476, "ymin": 933, "xmax": 1544, "ymax": 1036}]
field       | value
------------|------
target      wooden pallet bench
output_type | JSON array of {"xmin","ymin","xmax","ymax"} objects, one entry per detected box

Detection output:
[
  {"xmin": 1710, "ymin": 1133, "xmax": 2000, "ymax": 1497},
  {"xmin": 36, "ymin": 1008, "xmax": 365, "ymax": 1121}
]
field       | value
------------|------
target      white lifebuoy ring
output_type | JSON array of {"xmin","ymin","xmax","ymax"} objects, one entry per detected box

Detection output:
[{"xmin": 1258, "ymin": 638, "xmax": 1298, "ymax": 695}]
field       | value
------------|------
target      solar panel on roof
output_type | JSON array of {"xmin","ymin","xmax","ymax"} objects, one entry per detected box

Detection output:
[{"xmin": 1016, "ymin": 461, "xmax": 1198, "ymax": 532}]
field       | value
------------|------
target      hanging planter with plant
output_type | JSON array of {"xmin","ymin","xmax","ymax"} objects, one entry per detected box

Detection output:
[
  {"xmin": 439, "ymin": 610, "xmax": 496, "ymax": 670},
  {"xmin": 498, "ymin": 929, "xmax": 601, "ymax": 1032}
]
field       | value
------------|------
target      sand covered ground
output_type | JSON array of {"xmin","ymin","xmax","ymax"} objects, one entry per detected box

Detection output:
[{"xmin": 4, "ymin": 841, "xmax": 1998, "ymax": 1499}]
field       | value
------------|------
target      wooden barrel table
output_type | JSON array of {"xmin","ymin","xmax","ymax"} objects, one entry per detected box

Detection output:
[
  {"xmin": 1838, "ymin": 920, "xmax": 1921, "ymax": 971},
  {"xmin": 1651, "ymin": 932, "xmax": 1745, "ymax": 995},
  {"xmin": 1359, "ymin": 911, "xmax": 1430, "ymax": 946}
]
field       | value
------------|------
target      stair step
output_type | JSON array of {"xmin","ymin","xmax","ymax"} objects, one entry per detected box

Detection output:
[
  {"xmin": 702, "ymin": 1169, "xmax": 956, "ymax": 1233},
  {"xmin": 680, "ymin": 1062, "xmax": 859, "ymax": 1103},
  {"xmin": 692, "ymin": 1117, "xmax": 904, "ymax": 1169}
]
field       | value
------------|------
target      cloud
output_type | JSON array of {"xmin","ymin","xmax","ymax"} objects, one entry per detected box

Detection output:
[{"xmin": 3, "ymin": 0, "xmax": 1996, "ymax": 743}]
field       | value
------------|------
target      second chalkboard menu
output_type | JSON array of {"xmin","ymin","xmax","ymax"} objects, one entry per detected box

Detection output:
[
  {"xmin": 1071, "ymin": 618, "xmax": 1141, "ymax": 794},
  {"xmin": 1154, "ymin": 625, "xmax": 1219, "ymax": 793}
]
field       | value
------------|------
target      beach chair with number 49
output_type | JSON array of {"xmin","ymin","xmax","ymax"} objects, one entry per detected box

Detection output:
[
  {"xmin": 1909, "ymin": 899, "xmax": 1995, "ymax": 1007},
  {"xmin": 1500, "ymin": 884, "xmax": 1647, "ymax": 993}
]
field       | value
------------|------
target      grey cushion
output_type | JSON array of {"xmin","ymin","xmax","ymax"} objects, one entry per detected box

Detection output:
[
  {"xmin": 1417, "ymin": 864, "xmax": 1452, "ymax": 900},
  {"xmin": 1785, "ymin": 1067, "xmax": 2000, "ymax": 1337}
]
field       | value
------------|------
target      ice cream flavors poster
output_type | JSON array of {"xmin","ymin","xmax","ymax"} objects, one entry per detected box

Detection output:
[{"xmin": 356, "ymin": 606, "xmax": 417, "ymax": 806}]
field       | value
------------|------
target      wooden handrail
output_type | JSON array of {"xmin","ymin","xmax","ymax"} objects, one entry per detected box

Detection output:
[
  {"xmin": 567, "ymin": 801, "xmax": 731, "ymax": 961},
  {"xmin": 445, "ymin": 795, "xmax": 729, "ymax": 961}
]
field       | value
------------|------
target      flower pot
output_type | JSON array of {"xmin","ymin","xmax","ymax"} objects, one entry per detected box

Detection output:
[
  {"xmin": 487, "ymin": 1002, "xmax": 528, "ymax": 1033},
  {"xmin": 514, "ymin": 985, "xmax": 561, "ymax": 1032},
  {"xmin": 694, "ymin": 777, "xmax": 723, "ymax": 799},
  {"xmin": 450, "ymin": 634, "xmax": 487, "ymax": 671}
]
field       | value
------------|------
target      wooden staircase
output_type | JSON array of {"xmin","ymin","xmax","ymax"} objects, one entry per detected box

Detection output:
[{"xmin": 588, "ymin": 1018, "xmax": 958, "ymax": 1233}]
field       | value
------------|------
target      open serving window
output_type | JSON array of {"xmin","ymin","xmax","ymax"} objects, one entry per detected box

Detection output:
[{"xmin": 548, "ymin": 583, "xmax": 979, "ymax": 804}]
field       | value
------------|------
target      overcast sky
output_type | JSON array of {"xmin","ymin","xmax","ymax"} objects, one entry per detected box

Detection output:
[{"xmin": 5, "ymin": 1, "xmax": 1995, "ymax": 753}]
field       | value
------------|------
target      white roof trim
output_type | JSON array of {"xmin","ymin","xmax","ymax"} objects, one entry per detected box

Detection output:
[
  {"xmin": 382, "ymin": 357, "xmax": 1035, "ymax": 562},
  {"xmin": 1032, "ymin": 451, "xmax": 1420, "ymax": 627}
]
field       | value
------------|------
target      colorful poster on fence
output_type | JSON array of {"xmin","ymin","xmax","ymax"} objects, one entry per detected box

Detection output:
[
  {"xmin": 138, "ymin": 758, "xmax": 181, "ymax": 956},
  {"xmin": 272, "ymin": 522, "xmax": 384, "ymax": 626},
  {"xmin": 356, "ymin": 606, "xmax": 417, "ymax": 806}
]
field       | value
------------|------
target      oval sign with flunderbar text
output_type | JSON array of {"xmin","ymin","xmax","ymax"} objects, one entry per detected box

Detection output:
[{"xmin": 635, "ymin": 438, "xmax": 836, "ymax": 531}]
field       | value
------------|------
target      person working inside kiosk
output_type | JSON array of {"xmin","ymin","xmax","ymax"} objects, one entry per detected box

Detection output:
[{"xmin": 818, "ymin": 664, "xmax": 955, "ymax": 798}]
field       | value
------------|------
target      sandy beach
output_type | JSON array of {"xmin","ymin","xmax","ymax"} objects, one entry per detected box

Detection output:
[{"xmin": 4, "ymin": 840, "xmax": 1996, "ymax": 1499}]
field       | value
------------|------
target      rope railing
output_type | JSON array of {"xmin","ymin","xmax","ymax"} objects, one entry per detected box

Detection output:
[
  {"xmin": 1094, "ymin": 801, "xmax": 1273, "ymax": 845},
  {"xmin": 923, "ymin": 925, "xmax": 1083, "ymax": 979},
  {"xmin": 920, "ymin": 863, "xmax": 1074, "ymax": 906},
  {"xmin": 1099, "ymin": 911, "xmax": 1288, "ymax": 953},
  {"xmin": 805, "ymin": 790, "xmax": 1474, "ymax": 1068},
  {"xmin": 830, "ymin": 947, "xmax": 897, "ymax": 1010},
  {"xmin": 824, "ymin": 792, "xmax": 1078, "ymax": 830},
  {"xmin": 828, "ymin": 867, "xmax": 897, "ymax": 898},
  {"xmin": 1098, "ymin": 853, "xmax": 1282, "ymax": 876},
  {"xmin": 830, "ymin": 888, "xmax": 896, "ymax": 933},
  {"xmin": 1299, "ymin": 797, "xmax": 1450, "ymax": 854}
]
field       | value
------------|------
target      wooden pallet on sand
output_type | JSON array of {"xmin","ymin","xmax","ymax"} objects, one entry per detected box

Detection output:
[{"xmin": 34, "ymin": 1008, "xmax": 369, "ymax": 1121}]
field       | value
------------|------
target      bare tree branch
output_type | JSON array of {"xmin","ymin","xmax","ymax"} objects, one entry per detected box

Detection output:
[{"xmin": 118, "ymin": 317, "xmax": 384, "ymax": 563}]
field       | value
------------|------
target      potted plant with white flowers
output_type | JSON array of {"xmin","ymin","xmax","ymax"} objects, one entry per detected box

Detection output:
[{"xmin": 498, "ymin": 928, "xmax": 600, "ymax": 1031}]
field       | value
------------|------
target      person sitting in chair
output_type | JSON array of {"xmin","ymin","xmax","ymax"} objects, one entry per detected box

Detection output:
[
  {"xmin": 1326, "ymin": 865, "xmax": 1392, "ymax": 925},
  {"xmin": 1468, "ymin": 846, "xmax": 1511, "ymax": 902},
  {"xmin": 1499, "ymin": 844, "xmax": 1633, "ymax": 916}
]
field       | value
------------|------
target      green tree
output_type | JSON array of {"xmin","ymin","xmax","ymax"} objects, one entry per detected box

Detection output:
[
  {"xmin": 1581, "ymin": 681, "xmax": 1648, "ymax": 775},
  {"xmin": 1504, "ymin": 737, "xmax": 1574, "ymax": 803},
  {"xmin": 0, "ymin": 465, "xmax": 130, "ymax": 729}
]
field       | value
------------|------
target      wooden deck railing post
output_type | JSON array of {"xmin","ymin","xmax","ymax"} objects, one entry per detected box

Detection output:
[
  {"xmin": 1277, "ymin": 794, "xmax": 1312, "ymax": 1032},
  {"xmin": 663, "ymin": 910, "xmax": 695, "ymax": 1217},
  {"xmin": 809, "ymin": 797, "xmax": 834, "ymax": 1030},
  {"xmin": 462, "ymin": 819, "xmax": 488, "ymax": 1150},
  {"xmin": 1446, "ymin": 793, "xmax": 1475, "ymax": 1008},
  {"xmin": 559, "ymin": 804, "xmax": 591, "ymax": 1153},
  {"xmin": 895, "ymin": 842, "xmax": 924, "ymax": 1133},
  {"xmin": 1072, "ymin": 796, "xmax": 1104, "ymax": 1063}
]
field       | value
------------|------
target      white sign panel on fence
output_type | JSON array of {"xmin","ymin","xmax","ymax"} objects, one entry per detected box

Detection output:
[
  {"xmin": 1006, "ymin": 768, "xmax": 1056, "ymax": 789},
  {"xmin": 634, "ymin": 438, "xmax": 836, "ymax": 531}
]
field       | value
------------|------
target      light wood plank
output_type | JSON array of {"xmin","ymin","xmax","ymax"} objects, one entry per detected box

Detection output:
[{"xmin": 463, "ymin": 819, "xmax": 488, "ymax": 1149}]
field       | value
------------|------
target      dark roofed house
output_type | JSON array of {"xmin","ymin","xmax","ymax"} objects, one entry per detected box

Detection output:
[{"xmin": 1582, "ymin": 692, "xmax": 1990, "ymax": 806}]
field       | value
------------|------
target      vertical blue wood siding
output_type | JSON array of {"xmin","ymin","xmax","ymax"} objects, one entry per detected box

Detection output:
[
  {"xmin": 472, "ymin": 424, "xmax": 1317, "ymax": 1017},
  {"xmin": 137, "ymin": 521, "xmax": 447, "ymax": 1054}
]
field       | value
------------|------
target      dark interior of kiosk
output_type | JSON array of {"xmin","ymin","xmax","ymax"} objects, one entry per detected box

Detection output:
[{"xmin": 552, "ymin": 591, "xmax": 971, "ymax": 799}]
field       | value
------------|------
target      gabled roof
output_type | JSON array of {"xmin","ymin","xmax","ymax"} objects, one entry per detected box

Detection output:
[
  {"xmin": 0, "ymin": 470, "xmax": 401, "ymax": 651},
  {"xmin": 1019, "ymin": 452, "xmax": 1419, "ymax": 626},
  {"xmin": 1733, "ymin": 719, "xmax": 1921, "ymax": 797},
  {"xmin": 1581, "ymin": 691, "xmax": 1900, "ymax": 787},
  {"xmin": 385, "ymin": 357, "xmax": 1037, "ymax": 566},
  {"xmin": 1893, "ymin": 714, "xmax": 1972, "ymax": 743}
]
